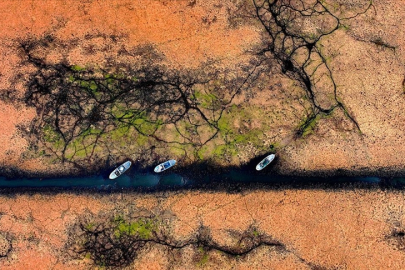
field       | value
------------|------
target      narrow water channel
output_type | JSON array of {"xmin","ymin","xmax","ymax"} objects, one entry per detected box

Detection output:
[{"xmin": 1, "ymin": 169, "xmax": 404, "ymax": 190}]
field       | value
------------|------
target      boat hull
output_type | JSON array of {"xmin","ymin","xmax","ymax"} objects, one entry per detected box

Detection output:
[
  {"xmin": 109, "ymin": 161, "xmax": 132, "ymax": 179},
  {"xmin": 154, "ymin": 160, "xmax": 176, "ymax": 173},
  {"xmin": 256, "ymin": 154, "xmax": 275, "ymax": 171}
]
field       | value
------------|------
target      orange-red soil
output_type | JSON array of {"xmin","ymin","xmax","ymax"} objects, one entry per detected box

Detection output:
[
  {"xmin": 1, "ymin": 0, "xmax": 405, "ymax": 174},
  {"xmin": 0, "ymin": 190, "xmax": 404, "ymax": 269},
  {"xmin": 0, "ymin": 1, "xmax": 405, "ymax": 268}
]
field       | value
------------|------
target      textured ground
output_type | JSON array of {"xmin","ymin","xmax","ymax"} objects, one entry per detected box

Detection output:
[
  {"xmin": 0, "ymin": 0, "xmax": 404, "ymax": 175},
  {"xmin": 0, "ymin": 1, "xmax": 405, "ymax": 269},
  {"xmin": 0, "ymin": 190, "xmax": 405, "ymax": 269},
  {"xmin": 0, "ymin": 0, "xmax": 262, "ymax": 173}
]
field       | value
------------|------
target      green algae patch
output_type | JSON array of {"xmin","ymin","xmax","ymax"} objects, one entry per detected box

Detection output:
[
  {"xmin": 70, "ymin": 64, "xmax": 86, "ymax": 72},
  {"xmin": 197, "ymin": 252, "xmax": 209, "ymax": 267},
  {"xmin": 113, "ymin": 216, "xmax": 157, "ymax": 240},
  {"xmin": 296, "ymin": 113, "xmax": 322, "ymax": 137},
  {"xmin": 43, "ymin": 124, "xmax": 61, "ymax": 143}
]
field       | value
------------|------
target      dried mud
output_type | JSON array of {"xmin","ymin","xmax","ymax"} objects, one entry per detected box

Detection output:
[
  {"xmin": 0, "ymin": 190, "xmax": 404, "ymax": 269},
  {"xmin": 0, "ymin": 0, "xmax": 405, "ymax": 175},
  {"xmin": 0, "ymin": 0, "xmax": 405, "ymax": 268}
]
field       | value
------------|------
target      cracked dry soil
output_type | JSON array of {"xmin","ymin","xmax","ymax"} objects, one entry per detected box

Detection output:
[
  {"xmin": 1, "ymin": 0, "xmax": 405, "ymax": 269},
  {"xmin": 1, "ymin": 0, "xmax": 405, "ymax": 175},
  {"xmin": 0, "ymin": 190, "xmax": 405, "ymax": 269}
]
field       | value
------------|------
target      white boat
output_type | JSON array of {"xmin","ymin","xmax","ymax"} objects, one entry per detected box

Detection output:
[
  {"xmin": 109, "ymin": 161, "xmax": 132, "ymax": 179},
  {"xmin": 154, "ymin": 160, "xmax": 176, "ymax": 173},
  {"xmin": 255, "ymin": 154, "xmax": 275, "ymax": 171}
]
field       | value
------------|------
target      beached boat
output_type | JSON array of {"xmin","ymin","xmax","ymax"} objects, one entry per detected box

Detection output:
[
  {"xmin": 154, "ymin": 160, "xmax": 176, "ymax": 173},
  {"xmin": 109, "ymin": 161, "xmax": 132, "ymax": 179},
  {"xmin": 255, "ymin": 154, "xmax": 275, "ymax": 171}
]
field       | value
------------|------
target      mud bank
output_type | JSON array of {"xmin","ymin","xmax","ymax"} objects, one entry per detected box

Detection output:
[{"xmin": 0, "ymin": 189, "xmax": 404, "ymax": 269}]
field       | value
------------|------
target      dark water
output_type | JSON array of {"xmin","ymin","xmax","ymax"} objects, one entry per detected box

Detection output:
[
  {"xmin": 1, "ymin": 168, "xmax": 404, "ymax": 190},
  {"xmin": 0, "ymin": 172, "xmax": 187, "ymax": 190}
]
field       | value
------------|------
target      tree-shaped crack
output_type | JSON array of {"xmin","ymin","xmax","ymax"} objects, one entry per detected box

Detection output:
[
  {"xmin": 16, "ymin": 35, "xmax": 262, "ymax": 166},
  {"xmin": 253, "ymin": 0, "xmax": 373, "ymax": 136}
]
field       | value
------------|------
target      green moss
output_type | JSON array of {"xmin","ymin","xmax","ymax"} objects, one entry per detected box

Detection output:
[
  {"xmin": 77, "ymin": 80, "xmax": 99, "ymax": 95},
  {"xmin": 43, "ymin": 124, "xmax": 61, "ymax": 143},
  {"xmin": 89, "ymin": 80, "xmax": 98, "ymax": 91},
  {"xmin": 85, "ymin": 222, "xmax": 95, "ymax": 231},
  {"xmin": 234, "ymin": 129, "xmax": 262, "ymax": 145},
  {"xmin": 51, "ymin": 64, "xmax": 286, "ymax": 164},
  {"xmin": 339, "ymin": 23, "xmax": 351, "ymax": 31},
  {"xmin": 269, "ymin": 142, "xmax": 280, "ymax": 150},
  {"xmin": 213, "ymin": 105, "xmax": 274, "ymax": 159},
  {"xmin": 197, "ymin": 145, "xmax": 210, "ymax": 160},
  {"xmin": 43, "ymin": 124, "xmax": 65, "ymax": 151},
  {"xmin": 71, "ymin": 65, "xmax": 86, "ymax": 72},
  {"xmin": 213, "ymin": 144, "xmax": 227, "ymax": 157},
  {"xmin": 104, "ymin": 74, "xmax": 117, "ymax": 84},
  {"xmin": 81, "ymin": 127, "xmax": 102, "ymax": 137},
  {"xmin": 297, "ymin": 113, "xmax": 322, "ymax": 137},
  {"xmin": 191, "ymin": 90, "xmax": 221, "ymax": 109},
  {"xmin": 200, "ymin": 92, "xmax": 219, "ymax": 109},
  {"xmin": 111, "ymin": 108, "xmax": 161, "ymax": 136},
  {"xmin": 74, "ymin": 149, "xmax": 87, "ymax": 158},
  {"xmin": 113, "ymin": 217, "xmax": 156, "ymax": 240},
  {"xmin": 169, "ymin": 145, "xmax": 186, "ymax": 157},
  {"xmin": 218, "ymin": 116, "xmax": 231, "ymax": 132},
  {"xmin": 111, "ymin": 104, "xmax": 129, "ymax": 119},
  {"xmin": 197, "ymin": 248, "xmax": 209, "ymax": 267},
  {"xmin": 198, "ymin": 253, "xmax": 209, "ymax": 266},
  {"xmin": 110, "ymin": 126, "xmax": 131, "ymax": 141},
  {"xmin": 79, "ymin": 80, "xmax": 89, "ymax": 88},
  {"xmin": 136, "ymin": 134, "xmax": 148, "ymax": 146},
  {"xmin": 135, "ymin": 120, "xmax": 160, "ymax": 135}
]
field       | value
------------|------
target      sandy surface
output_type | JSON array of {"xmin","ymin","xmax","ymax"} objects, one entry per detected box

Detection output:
[{"xmin": 0, "ymin": 190, "xmax": 403, "ymax": 269}]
